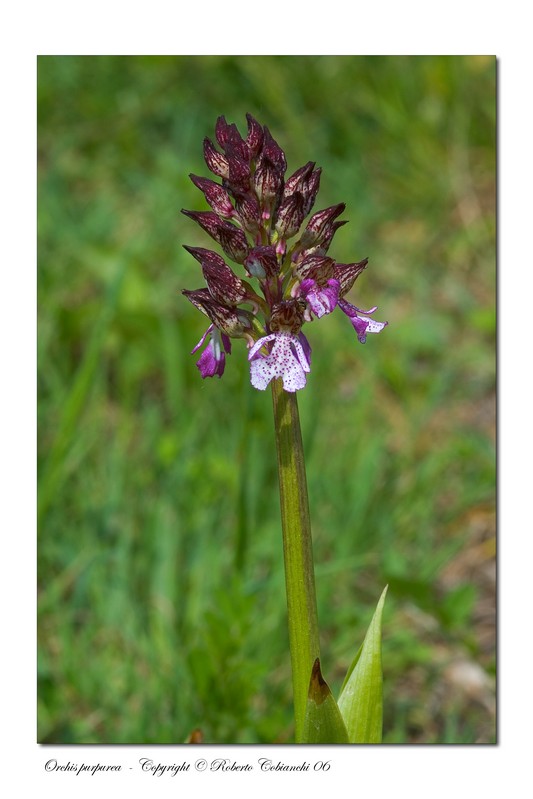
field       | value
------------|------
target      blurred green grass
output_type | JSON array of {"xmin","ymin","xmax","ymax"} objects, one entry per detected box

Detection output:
[{"xmin": 38, "ymin": 55, "xmax": 496, "ymax": 744}]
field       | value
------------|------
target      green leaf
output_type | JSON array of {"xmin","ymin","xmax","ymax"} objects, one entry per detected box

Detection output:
[
  {"xmin": 302, "ymin": 659, "xmax": 350, "ymax": 743},
  {"xmin": 338, "ymin": 586, "xmax": 388, "ymax": 743},
  {"xmin": 338, "ymin": 641, "xmax": 363, "ymax": 696}
]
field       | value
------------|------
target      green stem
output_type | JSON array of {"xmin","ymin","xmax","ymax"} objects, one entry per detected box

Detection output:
[{"xmin": 271, "ymin": 378, "xmax": 320, "ymax": 742}]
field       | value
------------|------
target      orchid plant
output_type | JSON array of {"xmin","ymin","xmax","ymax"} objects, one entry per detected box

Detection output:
[{"xmin": 182, "ymin": 115, "xmax": 388, "ymax": 744}]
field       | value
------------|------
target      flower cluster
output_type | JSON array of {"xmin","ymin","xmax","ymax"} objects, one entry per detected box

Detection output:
[{"xmin": 182, "ymin": 115, "xmax": 387, "ymax": 392}]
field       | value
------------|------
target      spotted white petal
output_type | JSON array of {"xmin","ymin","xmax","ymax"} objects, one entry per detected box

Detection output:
[
  {"xmin": 357, "ymin": 316, "xmax": 388, "ymax": 334},
  {"xmin": 249, "ymin": 332, "xmax": 309, "ymax": 392},
  {"xmin": 248, "ymin": 333, "xmax": 276, "ymax": 360}
]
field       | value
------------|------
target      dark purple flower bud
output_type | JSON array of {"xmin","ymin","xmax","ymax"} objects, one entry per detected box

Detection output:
[
  {"xmin": 202, "ymin": 257, "xmax": 248, "ymax": 306},
  {"xmin": 260, "ymin": 127, "xmax": 287, "ymax": 174},
  {"xmin": 215, "ymin": 115, "xmax": 232, "ymax": 148},
  {"xmin": 297, "ymin": 221, "xmax": 347, "ymax": 261},
  {"xmin": 234, "ymin": 193, "xmax": 261, "ymax": 234},
  {"xmin": 275, "ymin": 192, "xmax": 306, "ymax": 239},
  {"xmin": 333, "ymin": 258, "xmax": 368, "ymax": 297},
  {"xmin": 203, "ymin": 138, "xmax": 229, "ymax": 179},
  {"xmin": 253, "ymin": 158, "xmax": 284, "ymax": 205},
  {"xmin": 244, "ymin": 245, "xmax": 280, "ymax": 279},
  {"xmin": 300, "ymin": 203, "xmax": 346, "ymax": 248},
  {"xmin": 302, "ymin": 168, "xmax": 321, "ymax": 216},
  {"xmin": 245, "ymin": 113, "xmax": 264, "ymax": 159},
  {"xmin": 284, "ymin": 161, "xmax": 315, "ymax": 195},
  {"xmin": 253, "ymin": 126, "xmax": 287, "ymax": 208},
  {"xmin": 189, "ymin": 174, "xmax": 235, "ymax": 218},
  {"xmin": 181, "ymin": 210, "xmax": 249, "ymax": 263},
  {"xmin": 183, "ymin": 245, "xmax": 247, "ymax": 306},
  {"xmin": 226, "ymin": 153, "xmax": 251, "ymax": 196},
  {"xmin": 182, "ymin": 288, "xmax": 254, "ymax": 337},
  {"xmin": 318, "ymin": 219, "xmax": 347, "ymax": 253},
  {"xmin": 224, "ymin": 125, "xmax": 250, "ymax": 164},
  {"xmin": 294, "ymin": 254, "xmax": 335, "ymax": 283},
  {"xmin": 182, "ymin": 244, "xmax": 220, "ymax": 265},
  {"xmin": 283, "ymin": 162, "xmax": 322, "ymax": 218},
  {"xmin": 215, "ymin": 226, "xmax": 250, "ymax": 264}
]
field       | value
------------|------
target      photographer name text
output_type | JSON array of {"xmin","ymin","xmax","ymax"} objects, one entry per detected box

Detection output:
[{"xmin": 44, "ymin": 757, "xmax": 332, "ymax": 777}]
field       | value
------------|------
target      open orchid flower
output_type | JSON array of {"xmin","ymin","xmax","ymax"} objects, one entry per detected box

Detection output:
[
  {"xmin": 182, "ymin": 114, "xmax": 387, "ymax": 391},
  {"xmin": 191, "ymin": 324, "xmax": 232, "ymax": 378},
  {"xmin": 249, "ymin": 331, "xmax": 311, "ymax": 393}
]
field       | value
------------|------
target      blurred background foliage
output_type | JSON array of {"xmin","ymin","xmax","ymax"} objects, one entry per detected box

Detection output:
[{"xmin": 37, "ymin": 55, "xmax": 496, "ymax": 744}]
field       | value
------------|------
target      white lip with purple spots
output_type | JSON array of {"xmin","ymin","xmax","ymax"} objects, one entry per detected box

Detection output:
[{"xmin": 248, "ymin": 332, "xmax": 311, "ymax": 393}]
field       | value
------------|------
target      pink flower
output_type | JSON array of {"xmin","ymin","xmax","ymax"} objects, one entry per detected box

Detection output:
[
  {"xmin": 192, "ymin": 325, "xmax": 231, "ymax": 378},
  {"xmin": 299, "ymin": 277, "xmax": 340, "ymax": 318},
  {"xmin": 182, "ymin": 115, "xmax": 388, "ymax": 391},
  {"xmin": 248, "ymin": 332, "xmax": 311, "ymax": 393},
  {"xmin": 338, "ymin": 299, "xmax": 388, "ymax": 343}
]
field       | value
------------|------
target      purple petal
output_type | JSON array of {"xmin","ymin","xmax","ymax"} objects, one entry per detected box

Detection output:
[
  {"xmin": 248, "ymin": 333, "xmax": 276, "ymax": 361},
  {"xmin": 193, "ymin": 327, "xmax": 230, "ymax": 378},
  {"xmin": 356, "ymin": 315, "xmax": 388, "ymax": 336},
  {"xmin": 298, "ymin": 332, "xmax": 312, "ymax": 366},
  {"xmin": 290, "ymin": 336, "xmax": 311, "ymax": 374},
  {"xmin": 191, "ymin": 324, "xmax": 213, "ymax": 354},
  {"xmin": 300, "ymin": 278, "xmax": 340, "ymax": 318},
  {"xmin": 221, "ymin": 333, "xmax": 232, "ymax": 354},
  {"xmin": 196, "ymin": 341, "xmax": 226, "ymax": 377},
  {"xmin": 338, "ymin": 299, "xmax": 388, "ymax": 343}
]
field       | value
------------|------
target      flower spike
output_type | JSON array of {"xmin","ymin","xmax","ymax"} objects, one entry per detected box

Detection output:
[{"xmin": 182, "ymin": 115, "xmax": 387, "ymax": 389}]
